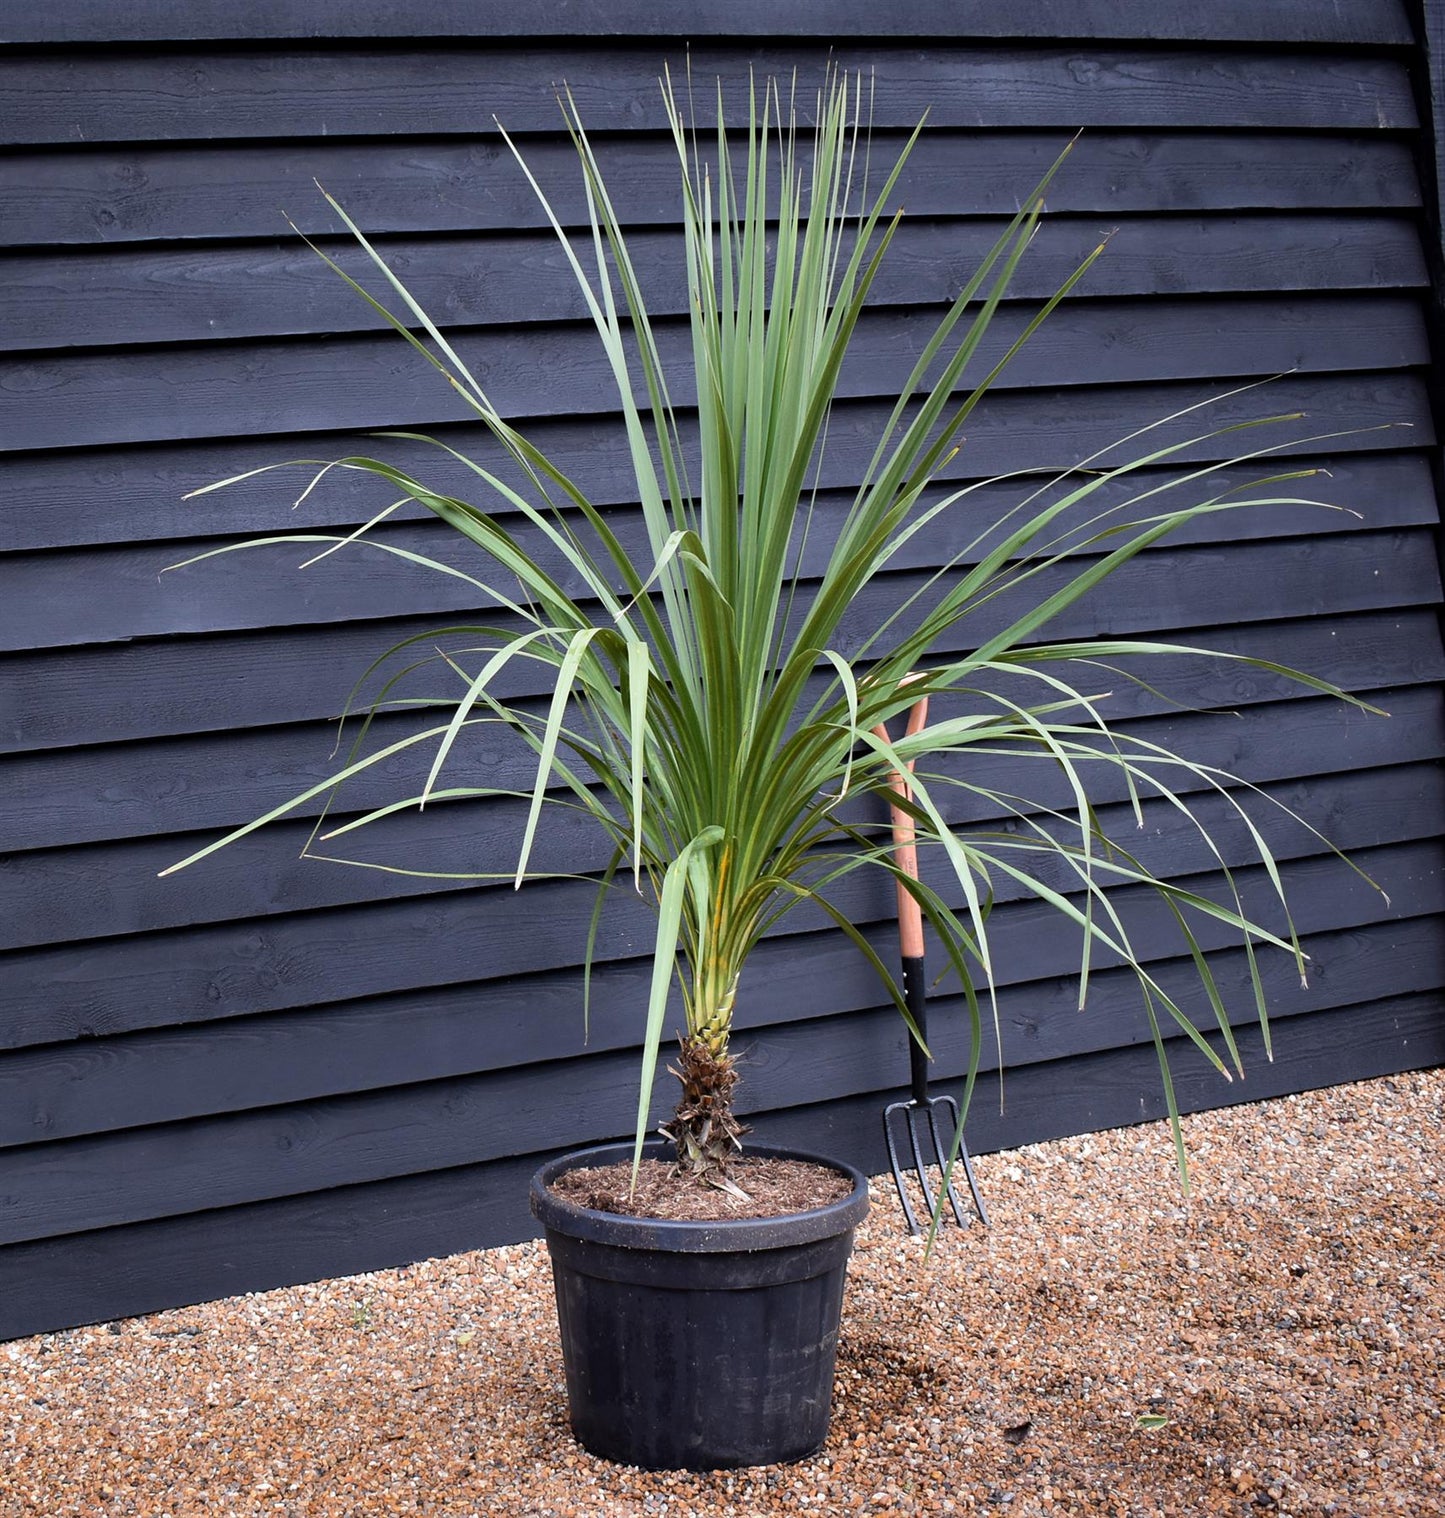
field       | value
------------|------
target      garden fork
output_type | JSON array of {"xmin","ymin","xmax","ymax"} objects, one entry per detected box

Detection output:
[{"xmin": 874, "ymin": 696, "xmax": 989, "ymax": 1234}]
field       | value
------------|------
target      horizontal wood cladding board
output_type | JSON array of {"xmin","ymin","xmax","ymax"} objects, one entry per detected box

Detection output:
[
  {"xmin": 0, "ymin": 49, "xmax": 1418, "ymax": 145},
  {"xmin": 0, "ymin": 1146, "xmax": 550, "ymax": 1340},
  {"xmin": 831, "ymin": 531, "xmax": 1440, "ymax": 649},
  {"xmin": 2, "ymin": 133, "xmax": 1420, "ymax": 248},
  {"xmin": 1426, "ymin": 0, "xmax": 1445, "ymax": 254},
  {"xmin": 2, "ymin": 371, "xmax": 1426, "ymax": 555},
  {"xmin": 4, "ymin": 901, "xmax": 1436, "ymax": 1149},
  {"xmin": 1, "ymin": 294, "xmax": 1428, "ymax": 455},
  {"xmin": 5, "ymin": 567, "xmax": 1436, "ymax": 764},
  {"xmin": 4, "ymin": 527, "xmax": 1438, "ymax": 759},
  {"xmin": 0, "ymin": 868, "xmax": 1432, "ymax": 1196},
  {"xmin": 0, "ymin": 0, "xmax": 1413, "ymax": 45},
  {"xmin": 727, "ymin": 904, "xmax": 1439, "ymax": 1113},
  {"xmin": 2, "ymin": 743, "xmax": 1428, "ymax": 954},
  {"xmin": 0, "ymin": 657, "xmax": 1423, "ymax": 925},
  {"xmin": 6, "ymin": 214, "xmax": 1428, "ymax": 354},
  {"xmin": 1, "ymin": 808, "xmax": 1433, "ymax": 1054},
  {"xmin": 895, "ymin": 919, "xmax": 1445, "ymax": 1092},
  {"xmin": 10, "ymin": 449, "xmax": 1433, "ymax": 653},
  {"xmin": 2, "ymin": 998, "xmax": 1434, "ymax": 1342},
  {"xmin": 0, "ymin": 743, "xmax": 1431, "ymax": 1061},
  {"xmin": 3, "ymin": 668, "xmax": 1434, "ymax": 853},
  {"xmin": 752, "ymin": 994, "xmax": 1445, "ymax": 1182},
  {"xmin": 0, "ymin": 955, "xmax": 1434, "ymax": 1245}
]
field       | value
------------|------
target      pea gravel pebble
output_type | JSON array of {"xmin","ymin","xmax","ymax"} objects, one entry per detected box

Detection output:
[{"xmin": 3, "ymin": 1069, "xmax": 1441, "ymax": 1517}]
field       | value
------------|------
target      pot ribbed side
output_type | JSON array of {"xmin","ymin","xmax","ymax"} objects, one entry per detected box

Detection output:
[{"xmin": 530, "ymin": 1142, "xmax": 869, "ymax": 1470}]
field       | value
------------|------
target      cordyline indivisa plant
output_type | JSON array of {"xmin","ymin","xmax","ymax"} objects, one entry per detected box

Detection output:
[{"xmin": 163, "ymin": 71, "xmax": 1383, "ymax": 1199}]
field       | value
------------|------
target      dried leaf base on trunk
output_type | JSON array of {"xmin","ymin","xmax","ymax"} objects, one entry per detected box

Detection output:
[{"xmin": 657, "ymin": 1037, "xmax": 750, "ymax": 1195}]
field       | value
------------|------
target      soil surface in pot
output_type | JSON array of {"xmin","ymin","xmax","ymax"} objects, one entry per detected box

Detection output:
[{"xmin": 549, "ymin": 1154, "xmax": 854, "ymax": 1220}]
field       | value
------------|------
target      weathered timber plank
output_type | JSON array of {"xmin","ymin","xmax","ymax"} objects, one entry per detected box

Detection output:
[
  {"xmin": 2, "ymin": 994, "xmax": 1434, "ymax": 1342},
  {"xmin": 0, "ymin": 1147, "xmax": 545, "ymax": 1342},
  {"xmin": 5, "ymin": 567, "xmax": 1436, "ymax": 759},
  {"xmin": 754, "ymin": 994, "xmax": 1445, "ymax": 1181},
  {"xmin": 911, "ymin": 917, "xmax": 1445, "ymax": 1088},
  {"xmin": 5, "ymin": 215, "xmax": 1426, "ymax": 353},
  {"xmin": 1, "ymin": 372, "xmax": 1425, "ymax": 555},
  {"xmin": 0, "ymin": 133, "xmax": 1419, "ymax": 248},
  {"xmin": 0, "ymin": 817, "xmax": 1433, "ymax": 1054},
  {"xmin": 0, "ymin": 49, "xmax": 1417, "ymax": 146},
  {"xmin": 1423, "ymin": 0, "xmax": 1445, "ymax": 309},
  {"xmin": 2, "ymin": 528, "xmax": 1437, "ymax": 755},
  {"xmin": 0, "ymin": 1038, "xmax": 722, "ymax": 1244},
  {"xmin": 6, "ymin": 448, "xmax": 1432, "ymax": 652},
  {"xmin": 1, "ymin": 650, "xmax": 1431, "ymax": 854},
  {"xmin": 0, "ymin": 958, "xmax": 1434, "ymax": 1245},
  {"xmin": 4, "ymin": 905, "xmax": 1435, "ymax": 1150},
  {"xmin": 0, "ymin": 0, "xmax": 1413, "ymax": 46},
  {"xmin": 0, "ymin": 294, "xmax": 1427, "ymax": 454},
  {"xmin": 0, "ymin": 711, "xmax": 1428, "ymax": 950}
]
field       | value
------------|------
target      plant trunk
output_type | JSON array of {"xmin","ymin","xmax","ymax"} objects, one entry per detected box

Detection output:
[{"xmin": 659, "ymin": 1034, "xmax": 750, "ymax": 1191}]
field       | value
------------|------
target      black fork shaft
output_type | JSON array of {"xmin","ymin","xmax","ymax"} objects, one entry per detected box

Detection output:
[{"xmin": 902, "ymin": 954, "xmax": 930, "ymax": 1104}]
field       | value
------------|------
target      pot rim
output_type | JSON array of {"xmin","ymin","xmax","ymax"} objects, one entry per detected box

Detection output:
[{"xmin": 530, "ymin": 1140, "xmax": 870, "ymax": 1253}]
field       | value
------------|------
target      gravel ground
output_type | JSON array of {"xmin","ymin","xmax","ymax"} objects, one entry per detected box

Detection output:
[{"xmin": 3, "ymin": 1068, "xmax": 1441, "ymax": 1518}]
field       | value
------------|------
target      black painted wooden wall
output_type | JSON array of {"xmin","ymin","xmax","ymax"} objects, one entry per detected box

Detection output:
[{"xmin": 2, "ymin": 2, "xmax": 1442, "ymax": 1338}]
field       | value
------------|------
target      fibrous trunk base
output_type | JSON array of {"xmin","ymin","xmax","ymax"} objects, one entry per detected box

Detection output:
[{"xmin": 659, "ymin": 1036, "xmax": 750, "ymax": 1193}]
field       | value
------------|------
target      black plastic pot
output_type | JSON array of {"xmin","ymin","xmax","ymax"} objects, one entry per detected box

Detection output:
[{"xmin": 530, "ymin": 1141, "xmax": 870, "ymax": 1471}]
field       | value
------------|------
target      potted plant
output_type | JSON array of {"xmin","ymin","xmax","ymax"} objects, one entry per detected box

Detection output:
[{"xmin": 163, "ymin": 71, "xmax": 1381, "ymax": 1469}]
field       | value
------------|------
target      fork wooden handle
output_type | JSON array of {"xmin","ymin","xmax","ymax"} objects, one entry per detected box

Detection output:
[{"xmin": 873, "ymin": 695, "xmax": 929, "ymax": 959}]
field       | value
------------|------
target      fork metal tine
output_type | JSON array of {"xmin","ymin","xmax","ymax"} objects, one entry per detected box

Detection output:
[
  {"xmin": 883, "ymin": 1094, "xmax": 989, "ymax": 1234},
  {"xmin": 883, "ymin": 1098, "xmax": 923, "ymax": 1234}
]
